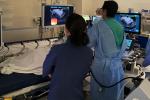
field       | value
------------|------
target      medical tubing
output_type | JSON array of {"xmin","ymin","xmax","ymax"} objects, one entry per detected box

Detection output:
[{"xmin": 90, "ymin": 70, "xmax": 142, "ymax": 88}]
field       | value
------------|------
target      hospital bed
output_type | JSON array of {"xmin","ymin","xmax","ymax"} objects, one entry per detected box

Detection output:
[
  {"xmin": 0, "ymin": 38, "xmax": 59, "ymax": 100},
  {"xmin": 0, "ymin": 73, "xmax": 50, "ymax": 99}
]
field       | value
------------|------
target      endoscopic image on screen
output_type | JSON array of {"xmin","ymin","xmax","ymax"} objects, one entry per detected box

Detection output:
[
  {"xmin": 50, "ymin": 8, "xmax": 69, "ymax": 25},
  {"xmin": 44, "ymin": 6, "xmax": 73, "ymax": 27},
  {"xmin": 125, "ymin": 38, "xmax": 133, "ymax": 50},
  {"xmin": 115, "ymin": 14, "xmax": 141, "ymax": 34}
]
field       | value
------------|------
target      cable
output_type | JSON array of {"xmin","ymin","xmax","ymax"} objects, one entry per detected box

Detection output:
[
  {"xmin": 35, "ymin": 40, "xmax": 39, "ymax": 49},
  {"xmin": 90, "ymin": 70, "xmax": 143, "ymax": 88},
  {"xmin": 15, "ymin": 42, "xmax": 25, "ymax": 55}
]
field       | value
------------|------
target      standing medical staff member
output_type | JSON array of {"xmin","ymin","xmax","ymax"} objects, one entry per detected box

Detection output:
[
  {"xmin": 43, "ymin": 13, "xmax": 93, "ymax": 100},
  {"xmin": 88, "ymin": 1, "xmax": 127, "ymax": 100}
]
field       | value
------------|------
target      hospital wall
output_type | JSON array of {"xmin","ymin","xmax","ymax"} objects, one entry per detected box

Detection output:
[
  {"xmin": 68, "ymin": 0, "xmax": 102, "ymax": 16},
  {"xmin": 1, "ymin": 0, "xmax": 150, "ymax": 42},
  {"xmin": 100, "ymin": 0, "xmax": 150, "ymax": 12},
  {"xmin": 0, "ymin": 0, "xmax": 67, "ymax": 42},
  {"xmin": 68, "ymin": 0, "xmax": 150, "ymax": 15},
  {"xmin": 67, "ymin": 0, "xmax": 82, "ymax": 14},
  {"xmin": 82, "ymin": 0, "xmax": 101, "ymax": 16}
]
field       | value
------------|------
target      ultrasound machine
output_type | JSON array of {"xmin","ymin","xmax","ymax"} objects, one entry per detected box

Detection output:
[{"xmin": 115, "ymin": 13, "xmax": 150, "ymax": 99}]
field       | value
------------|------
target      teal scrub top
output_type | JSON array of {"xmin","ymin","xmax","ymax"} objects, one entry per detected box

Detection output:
[
  {"xmin": 104, "ymin": 18, "xmax": 124, "ymax": 47},
  {"xmin": 87, "ymin": 19, "xmax": 126, "ymax": 100}
]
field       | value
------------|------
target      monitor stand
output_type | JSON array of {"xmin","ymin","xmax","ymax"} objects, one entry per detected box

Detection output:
[{"xmin": 0, "ymin": 12, "xmax": 2, "ymax": 47}]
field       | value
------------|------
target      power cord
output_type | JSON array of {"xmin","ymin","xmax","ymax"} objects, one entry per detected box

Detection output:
[{"xmin": 90, "ymin": 70, "xmax": 144, "ymax": 88}]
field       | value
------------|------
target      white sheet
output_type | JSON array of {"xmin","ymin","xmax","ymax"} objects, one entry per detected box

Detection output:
[
  {"xmin": 0, "ymin": 47, "xmax": 50, "ymax": 75},
  {"xmin": 38, "ymin": 40, "xmax": 50, "ymax": 47},
  {"xmin": 24, "ymin": 42, "xmax": 37, "ymax": 49},
  {"xmin": 7, "ymin": 44, "xmax": 24, "ymax": 55}
]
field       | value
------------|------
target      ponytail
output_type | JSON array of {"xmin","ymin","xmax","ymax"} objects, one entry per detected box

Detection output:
[{"xmin": 65, "ymin": 13, "xmax": 89, "ymax": 46}]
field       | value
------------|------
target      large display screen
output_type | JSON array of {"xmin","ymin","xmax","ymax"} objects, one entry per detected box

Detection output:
[
  {"xmin": 92, "ymin": 16, "xmax": 97, "ymax": 22},
  {"xmin": 82, "ymin": 15, "xmax": 90, "ymax": 21},
  {"xmin": 115, "ymin": 13, "xmax": 141, "ymax": 34},
  {"xmin": 135, "ymin": 36, "xmax": 149, "ymax": 49},
  {"xmin": 43, "ymin": 5, "xmax": 74, "ymax": 27}
]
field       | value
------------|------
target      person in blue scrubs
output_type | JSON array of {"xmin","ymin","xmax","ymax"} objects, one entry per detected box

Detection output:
[
  {"xmin": 43, "ymin": 13, "xmax": 93, "ymax": 100},
  {"xmin": 143, "ymin": 39, "xmax": 150, "ymax": 67},
  {"xmin": 87, "ymin": 1, "xmax": 127, "ymax": 100}
]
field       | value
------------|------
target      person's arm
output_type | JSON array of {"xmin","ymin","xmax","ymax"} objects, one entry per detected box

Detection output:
[
  {"xmin": 143, "ymin": 39, "xmax": 150, "ymax": 67},
  {"xmin": 146, "ymin": 39, "xmax": 150, "ymax": 55},
  {"xmin": 87, "ymin": 24, "xmax": 98, "ymax": 48},
  {"xmin": 143, "ymin": 55, "xmax": 150, "ymax": 67},
  {"xmin": 43, "ymin": 46, "xmax": 57, "ymax": 77}
]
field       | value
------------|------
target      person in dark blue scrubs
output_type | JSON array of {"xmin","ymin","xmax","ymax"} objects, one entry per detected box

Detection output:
[
  {"xmin": 43, "ymin": 13, "xmax": 93, "ymax": 100},
  {"xmin": 143, "ymin": 39, "xmax": 150, "ymax": 67}
]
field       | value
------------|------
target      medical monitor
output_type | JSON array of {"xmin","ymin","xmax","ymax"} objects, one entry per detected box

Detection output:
[
  {"xmin": 42, "ymin": 5, "xmax": 74, "ymax": 28},
  {"xmin": 135, "ymin": 35, "xmax": 149, "ymax": 49},
  {"xmin": 92, "ymin": 16, "xmax": 97, "ymax": 21},
  {"xmin": 82, "ymin": 15, "xmax": 90, "ymax": 21},
  {"xmin": 126, "ymin": 39, "xmax": 133, "ymax": 48},
  {"xmin": 125, "ymin": 38, "xmax": 133, "ymax": 50},
  {"xmin": 115, "ymin": 13, "xmax": 141, "ymax": 34}
]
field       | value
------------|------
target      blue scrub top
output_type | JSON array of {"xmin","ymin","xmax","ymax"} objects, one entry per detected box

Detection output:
[
  {"xmin": 143, "ymin": 39, "xmax": 150, "ymax": 67},
  {"xmin": 87, "ymin": 19, "xmax": 126, "ymax": 100},
  {"xmin": 43, "ymin": 39, "xmax": 93, "ymax": 100}
]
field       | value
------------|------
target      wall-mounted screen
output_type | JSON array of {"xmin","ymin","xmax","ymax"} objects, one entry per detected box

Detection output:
[
  {"xmin": 115, "ymin": 13, "xmax": 141, "ymax": 34},
  {"xmin": 82, "ymin": 15, "xmax": 90, "ymax": 21},
  {"xmin": 42, "ymin": 5, "xmax": 74, "ymax": 28}
]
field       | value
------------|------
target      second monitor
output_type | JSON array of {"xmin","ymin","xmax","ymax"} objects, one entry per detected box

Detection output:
[{"xmin": 115, "ymin": 13, "xmax": 141, "ymax": 34}]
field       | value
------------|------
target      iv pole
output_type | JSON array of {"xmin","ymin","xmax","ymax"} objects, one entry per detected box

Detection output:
[{"xmin": 0, "ymin": 9, "xmax": 3, "ymax": 47}]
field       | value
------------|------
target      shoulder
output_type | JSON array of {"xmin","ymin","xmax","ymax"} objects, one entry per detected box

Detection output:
[
  {"xmin": 51, "ymin": 43, "xmax": 65, "ymax": 51},
  {"xmin": 114, "ymin": 19, "xmax": 124, "ymax": 30},
  {"xmin": 83, "ymin": 46, "xmax": 93, "ymax": 56},
  {"xmin": 88, "ymin": 20, "xmax": 104, "ymax": 31},
  {"xmin": 92, "ymin": 19, "xmax": 108, "ymax": 30}
]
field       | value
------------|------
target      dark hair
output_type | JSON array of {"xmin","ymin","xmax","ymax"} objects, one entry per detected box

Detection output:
[
  {"xmin": 65, "ymin": 13, "xmax": 89, "ymax": 46},
  {"xmin": 96, "ymin": 8, "xmax": 102, "ymax": 15},
  {"xmin": 102, "ymin": 0, "xmax": 118, "ymax": 17}
]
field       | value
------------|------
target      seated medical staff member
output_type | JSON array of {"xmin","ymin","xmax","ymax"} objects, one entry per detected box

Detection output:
[
  {"xmin": 87, "ymin": 1, "xmax": 127, "ymax": 100},
  {"xmin": 43, "ymin": 13, "xmax": 93, "ymax": 100}
]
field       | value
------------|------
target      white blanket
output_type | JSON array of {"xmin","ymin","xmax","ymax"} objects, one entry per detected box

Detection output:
[{"xmin": 0, "ymin": 47, "xmax": 50, "ymax": 75}]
